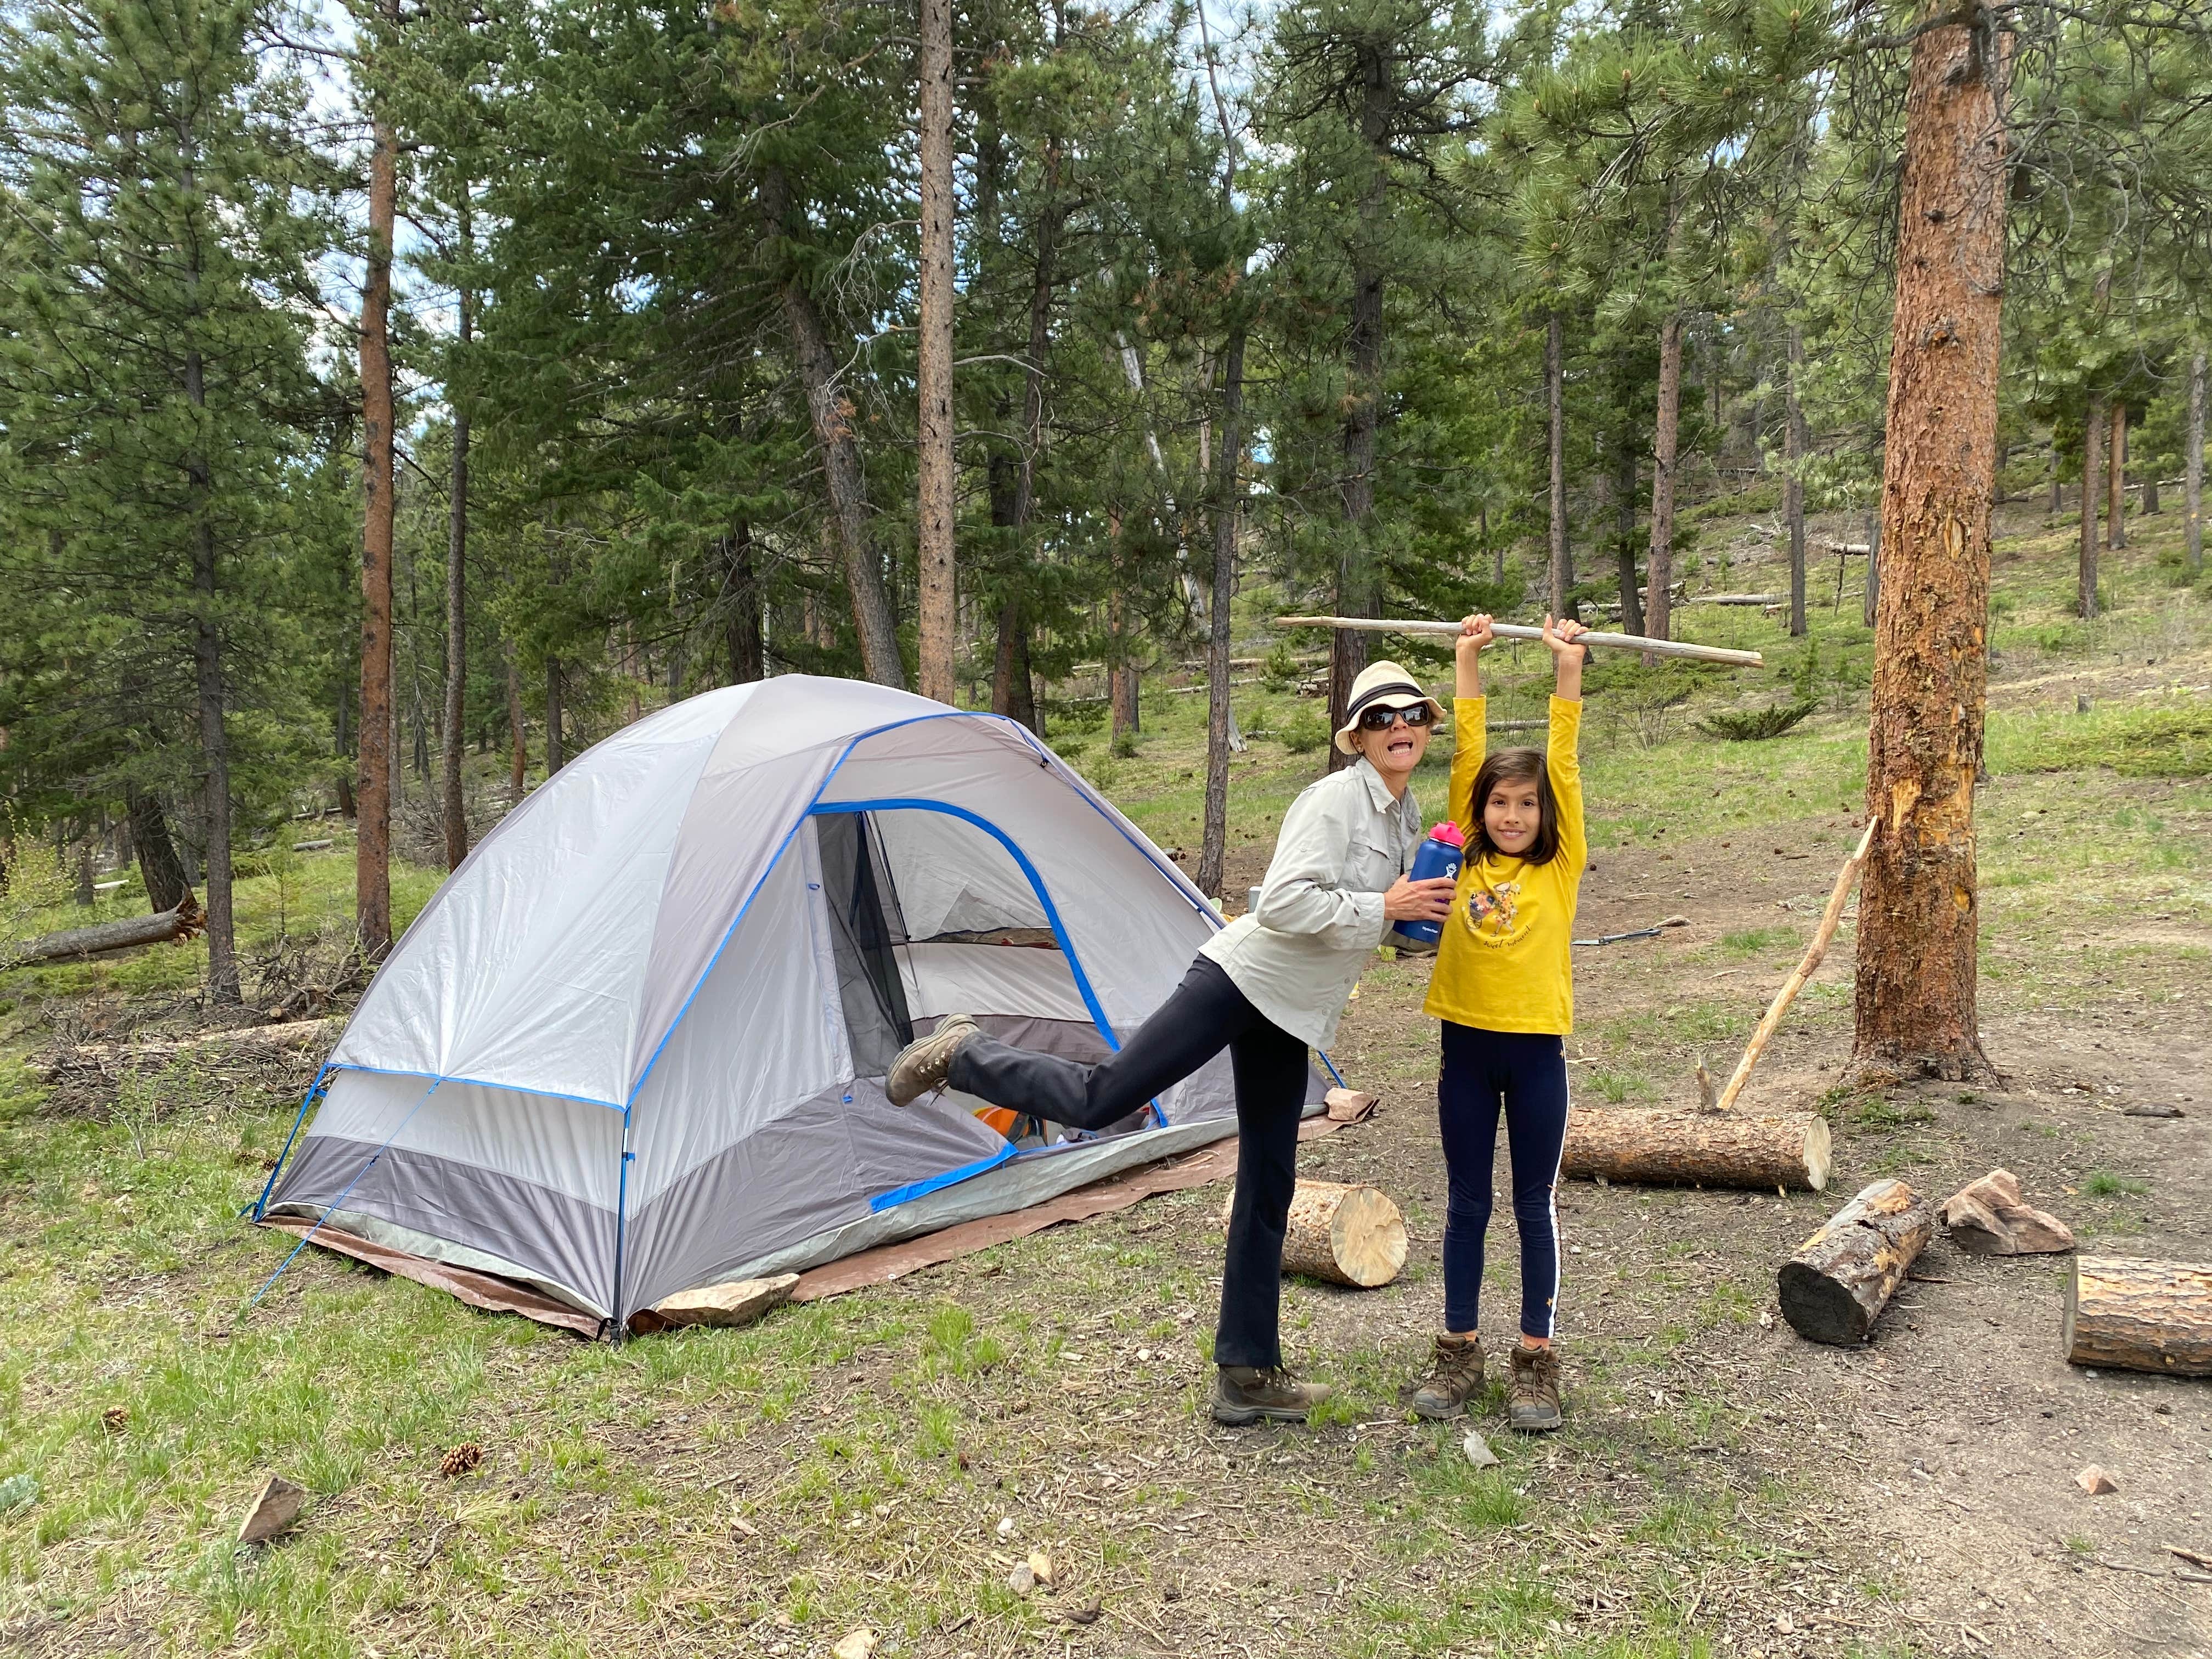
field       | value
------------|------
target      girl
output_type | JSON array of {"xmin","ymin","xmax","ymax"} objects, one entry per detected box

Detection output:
[
  {"xmin": 885, "ymin": 661, "xmax": 1460, "ymax": 1426},
  {"xmin": 1410, "ymin": 612, "xmax": 1589, "ymax": 1432}
]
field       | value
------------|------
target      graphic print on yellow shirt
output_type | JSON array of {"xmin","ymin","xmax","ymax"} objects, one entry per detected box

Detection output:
[{"xmin": 1422, "ymin": 693, "xmax": 1587, "ymax": 1036}]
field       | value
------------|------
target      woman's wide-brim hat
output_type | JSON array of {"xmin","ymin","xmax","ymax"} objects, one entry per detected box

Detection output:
[{"xmin": 1333, "ymin": 659, "xmax": 1448, "ymax": 754}]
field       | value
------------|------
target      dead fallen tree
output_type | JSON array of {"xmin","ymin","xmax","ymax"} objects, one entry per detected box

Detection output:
[
  {"xmin": 1778, "ymin": 1178, "xmax": 1934, "ymax": 1345},
  {"xmin": 2064, "ymin": 1257, "xmax": 2212, "ymax": 1376},
  {"xmin": 30, "ymin": 1013, "xmax": 341, "ymax": 1114},
  {"xmin": 1, "ymin": 893, "xmax": 203, "ymax": 970},
  {"xmin": 1562, "ymin": 1107, "xmax": 1831, "ymax": 1192}
]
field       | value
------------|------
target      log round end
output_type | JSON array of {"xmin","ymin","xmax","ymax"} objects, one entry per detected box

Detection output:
[
  {"xmin": 1776, "ymin": 1260, "xmax": 1870, "ymax": 1346},
  {"xmin": 1803, "ymin": 1118, "xmax": 1832, "ymax": 1192},
  {"xmin": 1329, "ymin": 1187, "xmax": 1409, "ymax": 1288}
]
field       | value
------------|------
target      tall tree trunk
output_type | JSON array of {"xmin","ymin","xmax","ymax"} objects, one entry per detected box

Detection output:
[
  {"xmin": 2080, "ymin": 394, "xmax": 2103, "ymax": 619},
  {"xmin": 506, "ymin": 648, "xmax": 526, "ymax": 802},
  {"xmin": 357, "ymin": 104, "xmax": 398, "ymax": 958},
  {"xmin": 545, "ymin": 658, "xmax": 565, "ymax": 773},
  {"xmin": 725, "ymin": 521, "xmax": 764, "ymax": 683},
  {"xmin": 2047, "ymin": 443, "xmax": 2062, "ymax": 514},
  {"xmin": 442, "ymin": 261, "xmax": 471, "ymax": 872},
  {"xmin": 1108, "ymin": 514, "xmax": 1138, "ymax": 743},
  {"xmin": 1613, "ymin": 432, "xmax": 1644, "ymax": 635},
  {"xmin": 1785, "ymin": 324, "xmax": 1808, "ymax": 638},
  {"xmin": 127, "ymin": 787, "xmax": 190, "ymax": 915},
  {"xmin": 1547, "ymin": 313, "xmax": 1571, "ymax": 619},
  {"xmin": 2187, "ymin": 348, "xmax": 2206, "ymax": 575},
  {"xmin": 1854, "ymin": 6, "xmax": 2009, "ymax": 1084},
  {"xmin": 990, "ymin": 595, "xmax": 1037, "ymax": 733},
  {"xmin": 1647, "ymin": 315, "xmax": 1684, "ymax": 653},
  {"xmin": 762, "ymin": 167, "xmax": 905, "ymax": 689},
  {"xmin": 2106, "ymin": 400, "xmax": 2126, "ymax": 548},
  {"xmin": 1197, "ymin": 326, "xmax": 1246, "ymax": 902},
  {"xmin": 914, "ymin": 0, "xmax": 957, "ymax": 703},
  {"xmin": 1329, "ymin": 76, "xmax": 1392, "ymax": 774},
  {"xmin": 1863, "ymin": 499, "xmax": 1880, "ymax": 628}
]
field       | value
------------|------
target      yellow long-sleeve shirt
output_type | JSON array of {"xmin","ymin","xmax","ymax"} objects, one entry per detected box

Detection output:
[{"xmin": 1421, "ymin": 695, "xmax": 1587, "ymax": 1035}]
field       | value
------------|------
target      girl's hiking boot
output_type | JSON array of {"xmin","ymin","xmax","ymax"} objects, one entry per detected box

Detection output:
[
  {"xmin": 1410, "ymin": 1333, "xmax": 1486, "ymax": 1419},
  {"xmin": 1505, "ymin": 1342, "xmax": 1564, "ymax": 1432},
  {"xmin": 1211, "ymin": 1365, "xmax": 1331, "ymax": 1426},
  {"xmin": 887, "ymin": 1014, "xmax": 980, "ymax": 1106}
]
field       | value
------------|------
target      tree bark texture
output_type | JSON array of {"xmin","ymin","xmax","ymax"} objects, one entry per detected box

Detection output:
[
  {"xmin": 1646, "ymin": 313, "xmax": 1684, "ymax": 647},
  {"xmin": 1853, "ymin": 10, "xmax": 2009, "ymax": 1083},
  {"xmin": 2, "ymin": 894, "xmax": 205, "ymax": 970},
  {"xmin": 914, "ymin": 0, "xmax": 957, "ymax": 704},
  {"xmin": 1561, "ymin": 1107, "xmax": 1831, "ymax": 1192},
  {"xmin": 1197, "ymin": 327, "xmax": 1246, "ymax": 901},
  {"xmin": 506, "ymin": 649, "xmax": 526, "ymax": 802},
  {"xmin": 1863, "ymin": 499, "xmax": 1880, "ymax": 627},
  {"xmin": 725, "ymin": 521, "xmax": 764, "ymax": 683},
  {"xmin": 442, "ymin": 268, "xmax": 472, "ymax": 873},
  {"xmin": 985, "ymin": 450, "xmax": 1038, "ymax": 733},
  {"xmin": 2063, "ymin": 1256, "xmax": 2212, "ymax": 1377},
  {"xmin": 545, "ymin": 657, "xmax": 565, "ymax": 773},
  {"xmin": 1329, "ymin": 72, "xmax": 1392, "ymax": 775},
  {"xmin": 2079, "ymin": 393, "xmax": 2103, "ymax": 619},
  {"xmin": 1785, "ymin": 325, "xmax": 1808, "ymax": 638},
  {"xmin": 1548, "ymin": 313, "xmax": 1570, "ymax": 619},
  {"xmin": 1778, "ymin": 1178, "xmax": 1934, "ymax": 1345},
  {"xmin": 126, "ymin": 787, "xmax": 190, "ymax": 915},
  {"xmin": 2106, "ymin": 399, "xmax": 2126, "ymax": 549},
  {"xmin": 2188, "ymin": 349, "xmax": 2207, "ymax": 575},
  {"xmin": 1612, "ymin": 434, "xmax": 1644, "ymax": 636},
  {"xmin": 357, "ymin": 108, "xmax": 398, "ymax": 960},
  {"xmin": 762, "ymin": 167, "xmax": 905, "ymax": 690}
]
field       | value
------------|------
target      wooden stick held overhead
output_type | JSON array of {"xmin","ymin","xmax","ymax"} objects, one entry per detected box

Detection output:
[
  {"xmin": 1712, "ymin": 819, "xmax": 1878, "ymax": 1114},
  {"xmin": 1274, "ymin": 614, "xmax": 1765, "ymax": 668}
]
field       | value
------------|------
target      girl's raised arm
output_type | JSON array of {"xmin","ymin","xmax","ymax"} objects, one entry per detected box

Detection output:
[
  {"xmin": 1449, "ymin": 614, "xmax": 1495, "ymax": 837},
  {"xmin": 1542, "ymin": 615, "xmax": 1589, "ymax": 871}
]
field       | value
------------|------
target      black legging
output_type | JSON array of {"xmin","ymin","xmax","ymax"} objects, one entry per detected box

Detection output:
[{"xmin": 949, "ymin": 956, "xmax": 1308, "ymax": 1370}]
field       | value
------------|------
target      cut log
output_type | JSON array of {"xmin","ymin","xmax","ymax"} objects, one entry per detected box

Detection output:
[
  {"xmin": 629, "ymin": 1272, "xmax": 798, "ymax": 1334},
  {"xmin": 1561, "ymin": 1107, "xmax": 1831, "ymax": 1192},
  {"xmin": 1939, "ymin": 1169, "xmax": 2074, "ymax": 1255},
  {"xmin": 2063, "ymin": 1256, "xmax": 2212, "ymax": 1376},
  {"xmin": 1778, "ymin": 1178, "xmax": 1934, "ymax": 1345},
  {"xmin": 2, "ymin": 893, "xmax": 204, "ymax": 970},
  {"xmin": 1277, "ymin": 1180, "xmax": 1407, "ymax": 1288}
]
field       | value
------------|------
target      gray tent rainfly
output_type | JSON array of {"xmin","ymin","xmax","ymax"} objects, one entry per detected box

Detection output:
[{"xmin": 258, "ymin": 675, "xmax": 1333, "ymax": 1335}]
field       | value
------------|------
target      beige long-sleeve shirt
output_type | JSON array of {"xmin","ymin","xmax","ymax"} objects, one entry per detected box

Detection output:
[{"xmin": 1198, "ymin": 757, "xmax": 1420, "ymax": 1050}]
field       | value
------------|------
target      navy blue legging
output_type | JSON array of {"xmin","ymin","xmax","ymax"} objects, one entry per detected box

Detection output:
[{"xmin": 1437, "ymin": 1023, "xmax": 1571, "ymax": 1339}]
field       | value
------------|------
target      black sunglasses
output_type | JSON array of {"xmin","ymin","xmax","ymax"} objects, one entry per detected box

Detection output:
[{"xmin": 1357, "ymin": 703, "xmax": 1434, "ymax": 732}]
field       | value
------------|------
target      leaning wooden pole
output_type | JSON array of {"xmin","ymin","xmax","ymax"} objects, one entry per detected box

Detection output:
[
  {"xmin": 1713, "ymin": 819, "xmax": 1878, "ymax": 1113},
  {"xmin": 1274, "ymin": 616, "xmax": 1763, "ymax": 669}
]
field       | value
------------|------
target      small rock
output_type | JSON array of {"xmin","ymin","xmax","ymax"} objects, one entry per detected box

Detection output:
[
  {"xmin": 995, "ymin": 1515, "xmax": 1017, "ymax": 1539},
  {"xmin": 438, "ymin": 1442, "xmax": 483, "ymax": 1479},
  {"xmin": 236, "ymin": 1474, "xmax": 306, "ymax": 1545},
  {"xmin": 1008, "ymin": 1562, "xmax": 1037, "ymax": 1596},
  {"xmin": 1065, "ymin": 1602, "xmax": 1103, "ymax": 1626},
  {"xmin": 2075, "ymin": 1465, "xmax": 2118, "ymax": 1496},
  {"xmin": 1774, "ymin": 1611, "xmax": 1796, "ymax": 1634},
  {"xmin": 1027, "ymin": 1548, "xmax": 1055, "ymax": 1588},
  {"xmin": 831, "ymin": 1629, "xmax": 878, "ymax": 1659},
  {"xmin": 101, "ymin": 1406, "xmax": 129, "ymax": 1435},
  {"xmin": 1462, "ymin": 1430, "xmax": 1501, "ymax": 1469},
  {"xmin": 2123, "ymin": 1103, "xmax": 2184, "ymax": 1119}
]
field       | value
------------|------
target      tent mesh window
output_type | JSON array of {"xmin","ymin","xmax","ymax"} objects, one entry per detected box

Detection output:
[{"xmin": 817, "ymin": 811, "xmax": 915, "ymax": 1078}]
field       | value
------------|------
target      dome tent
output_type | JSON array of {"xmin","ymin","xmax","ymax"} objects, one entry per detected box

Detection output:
[{"xmin": 257, "ymin": 675, "xmax": 1330, "ymax": 1334}]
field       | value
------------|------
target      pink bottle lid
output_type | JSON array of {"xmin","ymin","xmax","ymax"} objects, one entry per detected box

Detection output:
[{"xmin": 1426, "ymin": 820, "xmax": 1464, "ymax": 847}]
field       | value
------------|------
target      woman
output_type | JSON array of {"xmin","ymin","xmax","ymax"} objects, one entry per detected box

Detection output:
[{"xmin": 886, "ymin": 661, "xmax": 1458, "ymax": 1425}]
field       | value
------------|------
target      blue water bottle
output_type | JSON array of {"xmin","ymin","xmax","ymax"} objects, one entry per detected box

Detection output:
[{"xmin": 1391, "ymin": 820, "xmax": 1464, "ymax": 951}]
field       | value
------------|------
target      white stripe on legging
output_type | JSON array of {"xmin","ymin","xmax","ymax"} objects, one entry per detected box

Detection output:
[{"xmin": 1539, "ymin": 1088, "xmax": 1570, "ymax": 1339}]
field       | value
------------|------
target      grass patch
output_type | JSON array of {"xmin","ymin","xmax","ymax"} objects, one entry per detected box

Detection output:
[
  {"xmin": 1988, "ymin": 695, "xmax": 2212, "ymax": 780},
  {"xmin": 2081, "ymin": 1170, "xmax": 2148, "ymax": 1198}
]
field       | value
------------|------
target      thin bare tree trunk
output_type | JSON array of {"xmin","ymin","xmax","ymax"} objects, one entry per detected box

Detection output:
[
  {"xmin": 1329, "ymin": 79, "xmax": 1391, "ymax": 774},
  {"xmin": 1853, "ymin": 6, "xmax": 2009, "ymax": 1084},
  {"xmin": 506, "ymin": 649, "xmax": 526, "ymax": 802},
  {"xmin": 1785, "ymin": 324, "xmax": 1808, "ymax": 638},
  {"xmin": 762, "ymin": 167, "xmax": 905, "ymax": 689},
  {"xmin": 2080, "ymin": 394, "xmax": 2103, "ymax": 619},
  {"xmin": 545, "ymin": 658, "xmax": 565, "ymax": 773},
  {"xmin": 357, "ymin": 104, "xmax": 398, "ymax": 958},
  {"xmin": 1647, "ymin": 314, "xmax": 1684, "ymax": 650},
  {"xmin": 914, "ymin": 0, "xmax": 956, "ymax": 703},
  {"xmin": 126, "ymin": 787, "xmax": 190, "ymax": 915},
  {"xmin": 2047, "ymin": 444, "xmax": 2062, "ymax": 514},
  {"xmin": 726, "ymin": 521, "xmax": 763, "ymax": 683},
  {"xmin": 1108, "ymin": 514, "xmax": 1138, "ymax": 743},
  {"xmin": 1197, "ymin": 326, "xmax": 1246, "ymax": 901},
  {"xmin": 2188, "ymin": 348, "xmax": 2206, "ymax": 575},
  {"xmin": 442, "ymin": 258, "xmax": 471, "ymax": 871},
  {"xmin": 190, "ymin": 490, "xmax": 236, "ymax": 1003},
  {"xmin": 2107, "ymin": 399, "xmax": 2127, "ymax": 549},
  {"xmin": 1612, "ymin": 433, "xmax": 1643, "ymax": 635},
  {"xmin": 1547, "ymin": 313, "xmax": 1570, "ymax": 619}
]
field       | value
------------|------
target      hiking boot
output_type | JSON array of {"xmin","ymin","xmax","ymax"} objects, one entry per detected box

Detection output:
[
  {"xmin": 885, "ymin": 1014, "xmax": 980, "ymax": 1107},
  {"xmin": 1409, "ymin": 1334, "xmax": 1486, "ymax": 1420},
  {"xmin": 1211, "ymin": 1365, "xmax": 1331, "ymax": 1426},
  {"xmin": 1505, "ymin": 1342, "xmax": 1564, "ymax": 1433}
]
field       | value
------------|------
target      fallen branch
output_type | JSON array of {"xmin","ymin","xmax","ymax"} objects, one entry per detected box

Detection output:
[
  {"xmin": 1684, "ymin": 592, "xmax": 1784, "ymax": 606},
  {"xmin": 1711, "ymin": 821, "xmax": 1876, "ymax": 1113},
  {"xmin": 2, "ymin": 893, "xmax": 204, "ymax": 970},
  {"xmin": 1273, "ymin": 616, "xmax": 1764, "ymax": 669}
]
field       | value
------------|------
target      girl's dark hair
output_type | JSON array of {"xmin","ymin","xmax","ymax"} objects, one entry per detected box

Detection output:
[{"xmin": 1469, "ymin": 748, "xmax": 1561, "ymax": 865}]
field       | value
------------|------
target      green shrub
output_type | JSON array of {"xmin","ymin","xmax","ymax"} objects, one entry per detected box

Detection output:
[
  {"xmin": 1279, "ymin": 707, "xmax": 1331, "ymax": 754},
  {"xmin": 1262, "ymin": 642, "xmax": 1300, "ymax": 692},
  {"xmin": 1110, "ymin": 729, "xmax": 1140, "ymax": 760},
  {"xmin": 1698, "ymin": 697, "xmax": 1819, "ymax": 741}
]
